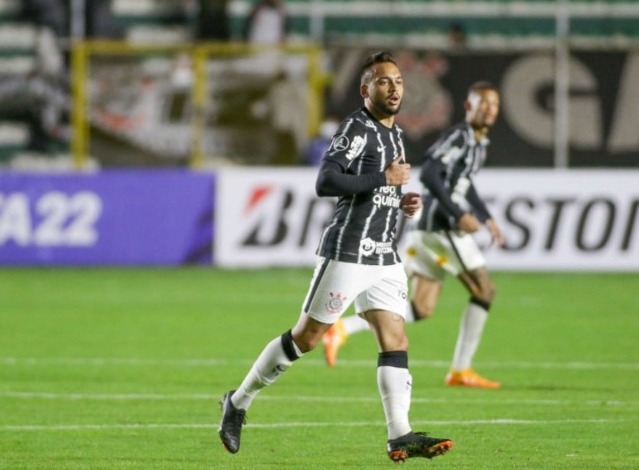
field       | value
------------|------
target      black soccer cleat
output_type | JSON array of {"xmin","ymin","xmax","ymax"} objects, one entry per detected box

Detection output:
[
  {"xmin": 218, "ymin": 390, "xmax": 246, "ymax": 454},
  {"xmin": 387, "ymin": 431, "xmax": 453, "ymax": 462}
]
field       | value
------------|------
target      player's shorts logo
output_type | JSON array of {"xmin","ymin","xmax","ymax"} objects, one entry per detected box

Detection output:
[{"xmin": 325, "ymin": 292, "xmax": 347, "ymax": 314}]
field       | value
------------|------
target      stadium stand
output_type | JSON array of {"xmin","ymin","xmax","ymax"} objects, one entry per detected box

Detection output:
[
  {"xmin": 0, "ymin": 0, "xmax": 38, "ymax": 162},
  {"xmin": 26, "ymin": 1, "xmax": 639, "ymax": 49},
  {"xmin": 111, "ymin": 0, "xmax": 193, "ymax": 44},
  {"xmin": 0, "ymin": 0, "xmax": 72, "ymax": 165},
  {"xmin": 1, "ymin": 0, "xmax": 639, "ymax": 166},
  {"xmin": 226, "ymin": 0, "xmax": 639, "ymax": 48}
]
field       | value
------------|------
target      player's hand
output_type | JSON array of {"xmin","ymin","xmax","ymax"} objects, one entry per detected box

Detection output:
[
  {"xmin": 486, "ymin": 218, "xmax": 505, "ymax": 247},
  {"xmin": 457, "ymin": 213, "xmax": 481, "ymax": 233},
  {"xmin": 400, "ymin": 192, "xmax": 421, "ymax": 219},
  {"xmin": 385, "ymin": 155, "xmax": 411, "ymax": 185}
]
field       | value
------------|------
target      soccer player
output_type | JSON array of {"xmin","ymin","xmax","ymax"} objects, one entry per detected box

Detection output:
[
  {"xmin": 218, "ymin": 51, "xmax": 453, "ymax": 463},
  {"xmin": 323, "ymin": 81, "xmax": 505, "ymax": 389}
]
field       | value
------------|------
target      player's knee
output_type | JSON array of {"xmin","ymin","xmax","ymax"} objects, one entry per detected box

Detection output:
[
  {"xmin": 484, "ymin": 281, "xmax": 496, "ymax": 303},
  {"xmin": 474, "ymin": 280, "xmax": 496, "ymax": 304},
  {"xmin": 395, "ymin": 335, "xmax": 409, "ymax": 351},
  {"xmin": 411, "ymin": 300, "xmax": 435, "ymax": 320},
  {"xmin": 397, "ymin": 330, "xmax": 410, "ymax": 350},
  {"xmin": 379, "ymin": 332, "xmax": 409, "ymax": 352}
]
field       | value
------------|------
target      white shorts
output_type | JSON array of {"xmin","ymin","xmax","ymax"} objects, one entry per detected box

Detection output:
[
  {"xmin": 403, "ymin": 230, "xmax": 486, "ymax": 282},
  {"xmin": 302, "ymin": 257, "xmax": 408, "ymax": 325}
]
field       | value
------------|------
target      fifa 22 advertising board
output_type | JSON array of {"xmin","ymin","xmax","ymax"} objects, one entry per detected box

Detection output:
[
  {"xmin": 0, "ymin": 171, "xmax": 213, "ymax": 265},
  {"xmin": 215, "ymin": 168, "xmax": 639, "ymax": 271}
]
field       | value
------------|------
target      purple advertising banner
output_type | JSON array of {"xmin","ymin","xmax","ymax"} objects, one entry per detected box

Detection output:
[{"xmin": 0, "ymin": 170, "xmax": 213, "ymax": 265}]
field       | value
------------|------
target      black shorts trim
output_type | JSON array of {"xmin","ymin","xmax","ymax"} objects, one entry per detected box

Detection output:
[{"xmin": 303, "ymin": 257, "xmax": 331, "ymax": 313}]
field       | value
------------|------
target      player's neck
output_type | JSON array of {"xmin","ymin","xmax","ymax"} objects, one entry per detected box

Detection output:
[
  {"xmin": 365, "ymin": 105, "xmax": 395, "ymax": 128},
  {"xmin": 377, "ymin": 116, "xmax": 394, "ymax": 128},
  {"xmin": 470, "ymin": 124, "xmax": 488, "ymax": 141}
]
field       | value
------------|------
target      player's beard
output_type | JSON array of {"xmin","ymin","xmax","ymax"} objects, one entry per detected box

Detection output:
[
  {"xmin": 374, "ymin": 99, "xmax": 401, "ymax": 117},
  {"xmin": 473, "ymin": 115, "xmax": 495, "ymax": 133},
  {"xmin": 480, "ymin": 111, "xmax": 498, "ymax": 128}
]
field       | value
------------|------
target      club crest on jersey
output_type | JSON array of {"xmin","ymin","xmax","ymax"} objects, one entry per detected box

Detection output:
[{"xmin": 325, "ymin": 292, "xmax": 347, "ymax": 314}]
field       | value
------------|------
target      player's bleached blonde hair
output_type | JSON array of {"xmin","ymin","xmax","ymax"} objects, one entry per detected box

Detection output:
[{"xmin": 468, "ymin": 81, "xmax": 498, "ymax": 97}]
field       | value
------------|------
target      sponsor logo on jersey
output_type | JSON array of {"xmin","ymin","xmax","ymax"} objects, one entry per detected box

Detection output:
[
  {"xmin": 359, "ymin": 237, "xmax": 394, "ymax": 256},
  {"xmin": 373, "ymin": 185, "xmax": 402, "ymax": 208},
  {"xmin": 332, "ymin": 134, "xmax": 349, "ymax": 151},
  {"xmin": 345, "ymin": 135, "xmax": 365, "ymax": 161}
]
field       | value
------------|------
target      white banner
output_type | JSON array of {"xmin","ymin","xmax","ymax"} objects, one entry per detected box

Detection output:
[
  {"xmin": 216, "ymin": 168, "xmax": 336, "ymax": 267},
  {"xmin": 215, "ymin": 168, "xmax": 639, "ymax": 271}
]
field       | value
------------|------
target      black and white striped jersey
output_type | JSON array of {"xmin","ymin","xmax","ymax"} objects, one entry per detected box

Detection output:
[
  {"xmin": 315, "ymin": 107, "xmax": 405, "ymax": 266},
  {"xmin": 417, "ymin": 121, "xmax": 493, "ymax": 232}
]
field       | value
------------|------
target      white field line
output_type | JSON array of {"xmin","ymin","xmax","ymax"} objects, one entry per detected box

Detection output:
[
  {"xmin": 1, "ymin": 357, "xmax": 637, "ymax": 370},
  {"xmin": 1, "ymin": 391, "xmax": 638, "ymax": 409},
  {"xmin": 0, "ymin": 418, "xmax": 630, "ymax": 433}
]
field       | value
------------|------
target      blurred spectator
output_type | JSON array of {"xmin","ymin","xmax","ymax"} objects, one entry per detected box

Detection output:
[
  {"xmin": 304, "ymin": 115, "xmax": 339, "ymax": 166},
  {"xmin": 6, "ymin": 1, "xmax": 122, "ymax": 160},
  {"xmin": 0, "ymin": 72, "xmax": 70, "ymax": 154},
  {"xmin": 1, "ymin": 0, "xmax": 71, "ymax": 155},
  {"xmin": 20, "ymin": 0, "xmax": 66, "ymax": 36},
  {"xmin": 82, "ymin": 0, "xmax": 123, "ymax": 39},
  {"xmin": 448, "ymin": 22, "xmax": 467, "ymax": 51},
  {"xmin": 21, "ymin": 0, "xmax": 122, "ymax": 40},
  {"xmin": 194, "ymin": 0, "xmax": 230, "ymax": 41},
  {"xmin": 243, "ymin": 0, "xmax": 289, "ymax": 46}
]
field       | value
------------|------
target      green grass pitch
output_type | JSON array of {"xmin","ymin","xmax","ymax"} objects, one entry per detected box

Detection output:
[{"xmin": 0, "ymin": 268, "xmax": 638, "ymax": 469}]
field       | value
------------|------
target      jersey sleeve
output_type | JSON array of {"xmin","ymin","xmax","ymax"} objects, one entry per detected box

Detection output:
[
  {"xmin": 466, "ymin": 183, "xmax": 492, "ymax": 222},
  {"xmin": 420, "ymin": 158, "xmax": 465, "ymax": 222},
  {"xmin": 316, "ymin": 117, "xmax": 387, "ymax": 197},
  {"xmin": 316, "ymin": 159, "xmax": 386, "ymax": 196},
  {"xmin": 426, "ymin": 126, "xmax": 466, "ymax": 162},
  {"xmin": 323, "ymin": 117, "xmax": 369, "ymax": 168}
]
